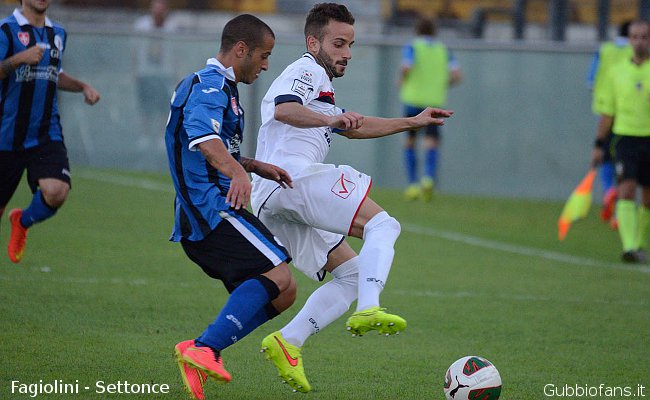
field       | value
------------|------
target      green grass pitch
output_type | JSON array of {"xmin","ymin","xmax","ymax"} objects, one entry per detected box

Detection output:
[{"xmin": 1, "ymin": 168, "xmax": 648, "ymax": 399}]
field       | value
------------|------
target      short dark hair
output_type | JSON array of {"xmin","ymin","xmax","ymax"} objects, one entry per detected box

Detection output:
[
  {"xmin": 619, "ymin": 20, "xmax": 632, "ymax": 38},
  {"xmin": 416, "ymin": 17, "xmax": 436, "ymax": 36},
  {"xmin": 304, "ymin": 3, "xmax": 355, "ymax": 41},
  {"xmin": 220, "ymin": 14, "xmax": 274, "ymax": 53}
]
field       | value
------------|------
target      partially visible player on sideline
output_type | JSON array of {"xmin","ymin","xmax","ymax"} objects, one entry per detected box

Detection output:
[
  {"xmin": 399, "ymin": 17, "xmax": 461, "ymax": 202},
  {"xmin": 0, "ymin": 0, "xmax": 100, "ymax": 263},
  {"xmin": 587, "ymin": 20, "xmax": 632, "ymax": 228},
  {"xmin": 251, "ymin": 3, "xmax": 453, "ymax": 393},
  {"xmin": 166, "ymin": 14, "xmax": 296, "ymax": 400},
  {"xmin": 591, "ymin": 20, "xmax": 650, "ymax": 263}
]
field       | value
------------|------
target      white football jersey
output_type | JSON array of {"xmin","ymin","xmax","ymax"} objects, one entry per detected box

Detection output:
[{"xmin": 252, "ymin": 53, "xmax": 343, "ymax": 207}]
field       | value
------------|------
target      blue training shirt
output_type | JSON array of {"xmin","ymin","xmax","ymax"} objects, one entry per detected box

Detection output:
[
  {"xmin": 0, "ymin": 9, "xmax": 66, "ymax": 151},
  {"xmin": 166, "ymin": 58, "xmax": 244, "ymax": 242}
]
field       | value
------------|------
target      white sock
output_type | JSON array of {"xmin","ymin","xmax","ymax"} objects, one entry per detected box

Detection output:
[
  {"xmin": 356, "ymin": 211, "xmax": 401, "ymax": 312},
  {"xmin": 281, "ymin": 257, "xmax": 358, "ymax": 347}
]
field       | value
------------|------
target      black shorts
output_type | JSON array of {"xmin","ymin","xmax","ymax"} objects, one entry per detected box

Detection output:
[
  {"xmin": 613, "ymin": 135, "xmax": 650, "ymax": 186},
  {"xmin": 181, "ymin": 208, "xmax": 291, "ymax": 293},
  {"xmin": 0, "ymin": 141, "xmax": 71, "ymax": 207},
  {"xmin": 603, "ymin": 130, "xmax": 614, "ymax": 163},
  {"xmin": 404, "ymin": 105, "xmax": 441, "ymax": 139}
]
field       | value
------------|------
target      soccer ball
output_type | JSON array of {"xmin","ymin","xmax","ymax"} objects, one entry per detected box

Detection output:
[{"xmin": 443, "ymin": 356, "xmax": 502, "ymax": 400}]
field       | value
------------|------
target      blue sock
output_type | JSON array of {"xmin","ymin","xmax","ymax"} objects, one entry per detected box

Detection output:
[
  {"xmin": 196, "ymin": 277, "xmax": 278, "ymax": 351},
  {"xmin": 230, "ymin": 303, "xmax": 279, "ymax": 341},
  {"xmin": 404, "ymin": 148, "xmax": 417, "ymax": 184},
  {"xmin": 425, "ymin": 148, "xmax": 438, "ymax": 181},
  {"xmin": 20, "ymin": 191, "xmax": 57, "ymax": 228},
  {"xmin": 600, "ymin": 162, "xmax": 615, "ymax": 194}
]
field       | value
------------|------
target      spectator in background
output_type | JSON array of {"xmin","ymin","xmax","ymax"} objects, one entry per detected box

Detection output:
[
  {"xmin": 587, "ymin": 20, "xmax": 632, "ymax": 229},
  {"xmin": 399, "ymin": 17, "xmax": 462, "ymax": 202},
  {"xmin": 0, "ymin": 0, "xmax": 100, "ymax": 264},
  {"xmin": 591, "ymin": 20, "xmax": 650, "ymax": 264},
  {"xmin": 133, "ymin": 0, "xmax": 179, "ymax": 149}
]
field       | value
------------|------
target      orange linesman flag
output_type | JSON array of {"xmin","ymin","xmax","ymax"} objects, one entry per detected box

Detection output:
[{"xmin": 558, "ymin": 169, "xmax": 596, "ymax": 241}]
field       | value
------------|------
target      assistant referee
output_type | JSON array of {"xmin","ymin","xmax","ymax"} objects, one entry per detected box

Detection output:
[{"xmin": 591, "ymin": 20, "xmax": 650, "ymax": 263}]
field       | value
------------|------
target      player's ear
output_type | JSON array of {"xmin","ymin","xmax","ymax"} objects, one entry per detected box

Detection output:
[
  {"xmin": 233, "ymin": 41, "xmax": 248, "ymax": 58},
  {"xmin": 306, "ymin": 35, "xmax": 320, "ymax": 53}
]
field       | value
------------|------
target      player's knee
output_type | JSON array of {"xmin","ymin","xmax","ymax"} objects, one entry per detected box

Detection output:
[
  {"xmin": 41, "ymin": 184, "xmax": 69, "ymax": 208},
  {"xmin": 263, "ymin": 262, "xmax": 294, "ymax": 293},
  {"xmin": 270, "ymin": 276, "xmax": 296, "ymax": 314},
  {"xmin": 365, "ymin": 211, "xmax": 401, "ymax": 243},
  {"xmin": 386, "ymin": 216, "xmax": 401, "ymax": 237},
  {"xmin": 283, "ymin": 277, "xmax": 297, "ymax": 305}
]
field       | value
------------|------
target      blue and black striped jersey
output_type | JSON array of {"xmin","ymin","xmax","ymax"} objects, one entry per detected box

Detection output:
[
  {"xmin": 165, "ymin": 58, "xmax": 245, "ymax": 242},
  {"xmin": 0, "ymin": 9, "xmax": 66, "ymax": 151}
]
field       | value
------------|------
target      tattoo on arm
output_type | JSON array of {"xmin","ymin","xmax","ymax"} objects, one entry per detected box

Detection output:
[{"xmin": 1, "ymin": 58, "xmax": 15, "ymax": 76}]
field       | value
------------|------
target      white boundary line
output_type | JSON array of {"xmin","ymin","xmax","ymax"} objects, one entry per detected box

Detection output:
[
  {"xmin": 77, "ymin": 170, "xmax": 650, "ymax": 275},
  {"xmin": 401, "ymin": 223, "xmax": 650, "ymax": 274},
  {"xmin": 391, "ymin": 289, "xmax": 649, "ymax": 307}
]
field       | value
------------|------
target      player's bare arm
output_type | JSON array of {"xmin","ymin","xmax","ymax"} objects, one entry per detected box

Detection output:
[
  {"xmin": 0, "ymin": 45, "xmax": 44, "ymax": 79},
  {"xmin": 57, "ymin": 72, "xmax": 101, "ymax": 105},
  {"xmin": 340, "ymin": 107, "xmax": 453, "ymax": 139},
  {"xmin": 275, "ymin": 102, "xmax": 363, "ymax": 130},
  {"xmin": 241, "ymin": 157, "xmax": 293, "ymax": 189},
  {"xmin": 591, "ymin": 114, "xmax": 614, "ymax": 167},
  {"xmin": 198, "ymin": 139, "xmax": 251, "ymax": 210}
]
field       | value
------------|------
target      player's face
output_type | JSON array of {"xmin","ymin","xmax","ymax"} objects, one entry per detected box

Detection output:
[
  {"xmin": 22, "ymin": 0, "xmax": 49, "ymax": 14},
  {"xmin": 240, "ymin": 34, "xmax": 275, "ymax": 84},
  {"xmin": 316, "ymin": 21, "xmax": 355, "ymax": 78},
  {"xmin": 629, "ymin": 22, "xmax": 650, "ymax": 58}
]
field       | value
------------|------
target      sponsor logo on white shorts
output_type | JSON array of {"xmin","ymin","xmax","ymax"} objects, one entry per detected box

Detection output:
[{"xmin": 331, "ymin": 173, "xmax": 356, "ymax": 199}]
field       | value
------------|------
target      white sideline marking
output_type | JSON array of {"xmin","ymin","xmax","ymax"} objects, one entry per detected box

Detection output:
[
  {"xmin": 391, "ymin": 289, "xmax": 648, "ymax": 307},
  {"xmin": 77, "ymin": 170, "xmax": 650, "ymax": 274},
  {"xmin": 76, "ymin": 170, "xmax": 173, "ymax": 193},
  {"xmin": 401, "ymin": 223, "xmax": 650, "ymax": 274}
]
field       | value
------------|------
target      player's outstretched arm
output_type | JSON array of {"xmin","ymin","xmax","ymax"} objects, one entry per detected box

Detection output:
[
  {"xmin": 275, "ymin": 102, "xmax": 364, "ymax": 131},
  {"xmin": 339, "ymin": 107, "xmax": 453, "ymax": 139}
]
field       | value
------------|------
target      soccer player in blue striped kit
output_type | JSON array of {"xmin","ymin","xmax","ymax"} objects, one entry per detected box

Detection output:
[
  {"xmin": 165, "ymin": 14, "xmax": 296, "ymax": 400},
  {"xmin": 0, "ymin": 0, "xmax": 100, "ymax": 263}
]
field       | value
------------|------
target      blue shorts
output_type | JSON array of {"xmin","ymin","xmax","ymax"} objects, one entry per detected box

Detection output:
[{"xmin": 403, "ymin": 105, "xmax": 440, "ymax": 139}]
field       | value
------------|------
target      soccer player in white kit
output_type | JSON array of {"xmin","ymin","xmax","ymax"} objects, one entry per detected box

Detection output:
[{"xmin": 252, "ymin": 3, "xmax": 453, "ymax": 393}]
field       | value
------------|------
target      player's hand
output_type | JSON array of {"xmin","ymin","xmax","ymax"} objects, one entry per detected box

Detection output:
[
  {"xmin": 253, "ymin": 161, "xmax": 293, "ymax": 189},
  {"xmin": 590, "ymin": 147, "xmax": 604, "ymax": 168},
  {"xmin": 328, "ymin": 112, "xmax": 364, "ymax": 131},
  {"xmin": 226, "ymin": 169, "xmax": 252, "ymax": 210},
  {"xmin": 414, "ymin": 107, "xmax": 454, "ymax": 127},
  {"xmin": 19, "ymin": 45, "xmax": 45, "ymax": 65},
  {"xmin": 82, "ymin": 84, "xmax": 101, "ymax": 105}
]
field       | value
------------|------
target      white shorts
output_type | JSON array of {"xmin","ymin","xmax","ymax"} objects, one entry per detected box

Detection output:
[{"xmin": 256, "ymin": 163, "xmax": 372, "ymax": 281}]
